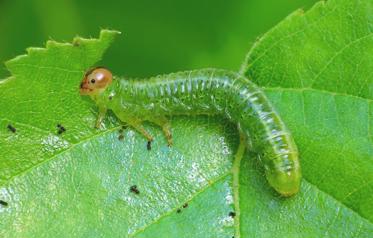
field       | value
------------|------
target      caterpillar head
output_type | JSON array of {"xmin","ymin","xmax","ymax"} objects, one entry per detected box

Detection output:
[{"xmin": 80, "ymin": 67, "xmax": 113, "ymax": 95}]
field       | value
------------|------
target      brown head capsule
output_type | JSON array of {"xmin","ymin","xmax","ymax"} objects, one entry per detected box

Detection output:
[{"xmin": 80, "ymin": 67, "xmax": 113, "ymax": 95}]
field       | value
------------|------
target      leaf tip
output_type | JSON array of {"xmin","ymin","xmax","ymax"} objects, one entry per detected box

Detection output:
[{"xmin": 98, "ymin": 29, "xmax": 121, "ymax": 44}]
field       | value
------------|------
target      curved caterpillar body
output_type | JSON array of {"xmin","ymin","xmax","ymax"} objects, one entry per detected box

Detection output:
[{"xmin": 80, "ymin": 68, "xmax": 301, "ymax": 196}]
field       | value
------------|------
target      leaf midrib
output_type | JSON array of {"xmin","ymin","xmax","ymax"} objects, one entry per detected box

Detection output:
[
  {"xmin": 129, "ymin": 173, "xmax": 232, "ymax": 237},
  {"xmin": 129, "ymin": 160, "xmax": 373, "ymax": 237},
  {"xmin": 303, "ymin": 177, "xmax": 373, "ymax": 225},
  {"xmin": 1, "ymin": 125, "xmax": 121, "ymax": 187}
]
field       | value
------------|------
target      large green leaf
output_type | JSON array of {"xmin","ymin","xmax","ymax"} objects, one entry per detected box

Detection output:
[
  {"xmin": 1, "ymin": 0, "xmax": 373, "ymax": 237},
  {"xmin": 0, "ymin": 30, "xmax": 240, "ymax": 237}
]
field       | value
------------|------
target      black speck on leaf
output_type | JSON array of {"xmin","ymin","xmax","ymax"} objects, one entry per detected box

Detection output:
[
  {"xmin": 130, "ymin": 185, "xmax": 140, "ymax": 195},
  {"xmin": 147, "ymin": 141, "xmax": 152, "ymax": 150},
  {"xmin": 176, "ymin": 209, "xmax": 181, "ymax": 213},
  {"xmin": 7, "ymin": 124, "xmax": 16, "ymax": 133},
  {"xmin": 229, "ymin": 212, "xmax": 236, "ymax": 218},
  {"xmin": 0, "ymin": 200, "xmax": 8, "ymax": 207},
  {"xmin": 57, "ymin": 124, "xmax": 66, "ymax": 134}
]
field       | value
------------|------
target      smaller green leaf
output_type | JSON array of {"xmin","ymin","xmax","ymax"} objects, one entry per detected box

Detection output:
[
  {"xmin": 0, "ymin": 30, "xmax": 120, "ymax": 185},
  {"xmin": 239, "ymin": 0, "xmax": 373, "ymax": 228}
]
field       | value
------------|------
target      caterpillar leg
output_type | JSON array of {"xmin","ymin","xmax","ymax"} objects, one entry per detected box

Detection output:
[
  {"xmin": 95, "ymin": 107, "xmax": 107, "ymax": 128},
  {"xmin": 162, "ymin": 123, "xmax": 173, "ymax": 146},
  {"xmin": 113, "ymin": 112, "xmax": 153, "ymax": 150},
  {"xmin": 150, "ymin": 117, "xmax": 173, "ymax": 146},
  {"xmin": 128, "ymin": 121, "xmax": 154, "ymax": 150}
]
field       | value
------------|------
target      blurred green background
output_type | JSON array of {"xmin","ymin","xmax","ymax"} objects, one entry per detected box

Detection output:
[{"xmin": 0, "ymin": 0, "xmax": 317, "ymax": 79}]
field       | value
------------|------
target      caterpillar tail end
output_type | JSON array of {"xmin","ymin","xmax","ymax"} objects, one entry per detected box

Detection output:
[
  {"xmin": 267, "ymin": 171, "xmax": 301, "ymax": 197},
  {"xmin": 266, "ymin": 163, "xmax": 301, "ymax": 197}
]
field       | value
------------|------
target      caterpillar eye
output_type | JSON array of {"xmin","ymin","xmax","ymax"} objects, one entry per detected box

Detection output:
[{"xmin": 80, "ymin": 67, "xmax": 113, "ymax": 95}]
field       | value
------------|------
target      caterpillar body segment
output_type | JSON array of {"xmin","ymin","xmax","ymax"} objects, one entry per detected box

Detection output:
[{"xmin": 80, "ymin": 68, "xmax": 301, "ymax": 196}]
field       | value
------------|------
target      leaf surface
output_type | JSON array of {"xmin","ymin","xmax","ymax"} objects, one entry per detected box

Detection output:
[{"xmin": 1, "ymin": 0, "xmax": 373, "ymax": 237}]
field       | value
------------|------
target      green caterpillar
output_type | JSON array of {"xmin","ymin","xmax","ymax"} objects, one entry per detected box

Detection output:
[{"xmin": 80, "ymin": 67, "xmax": 301, "ymax": 196}]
